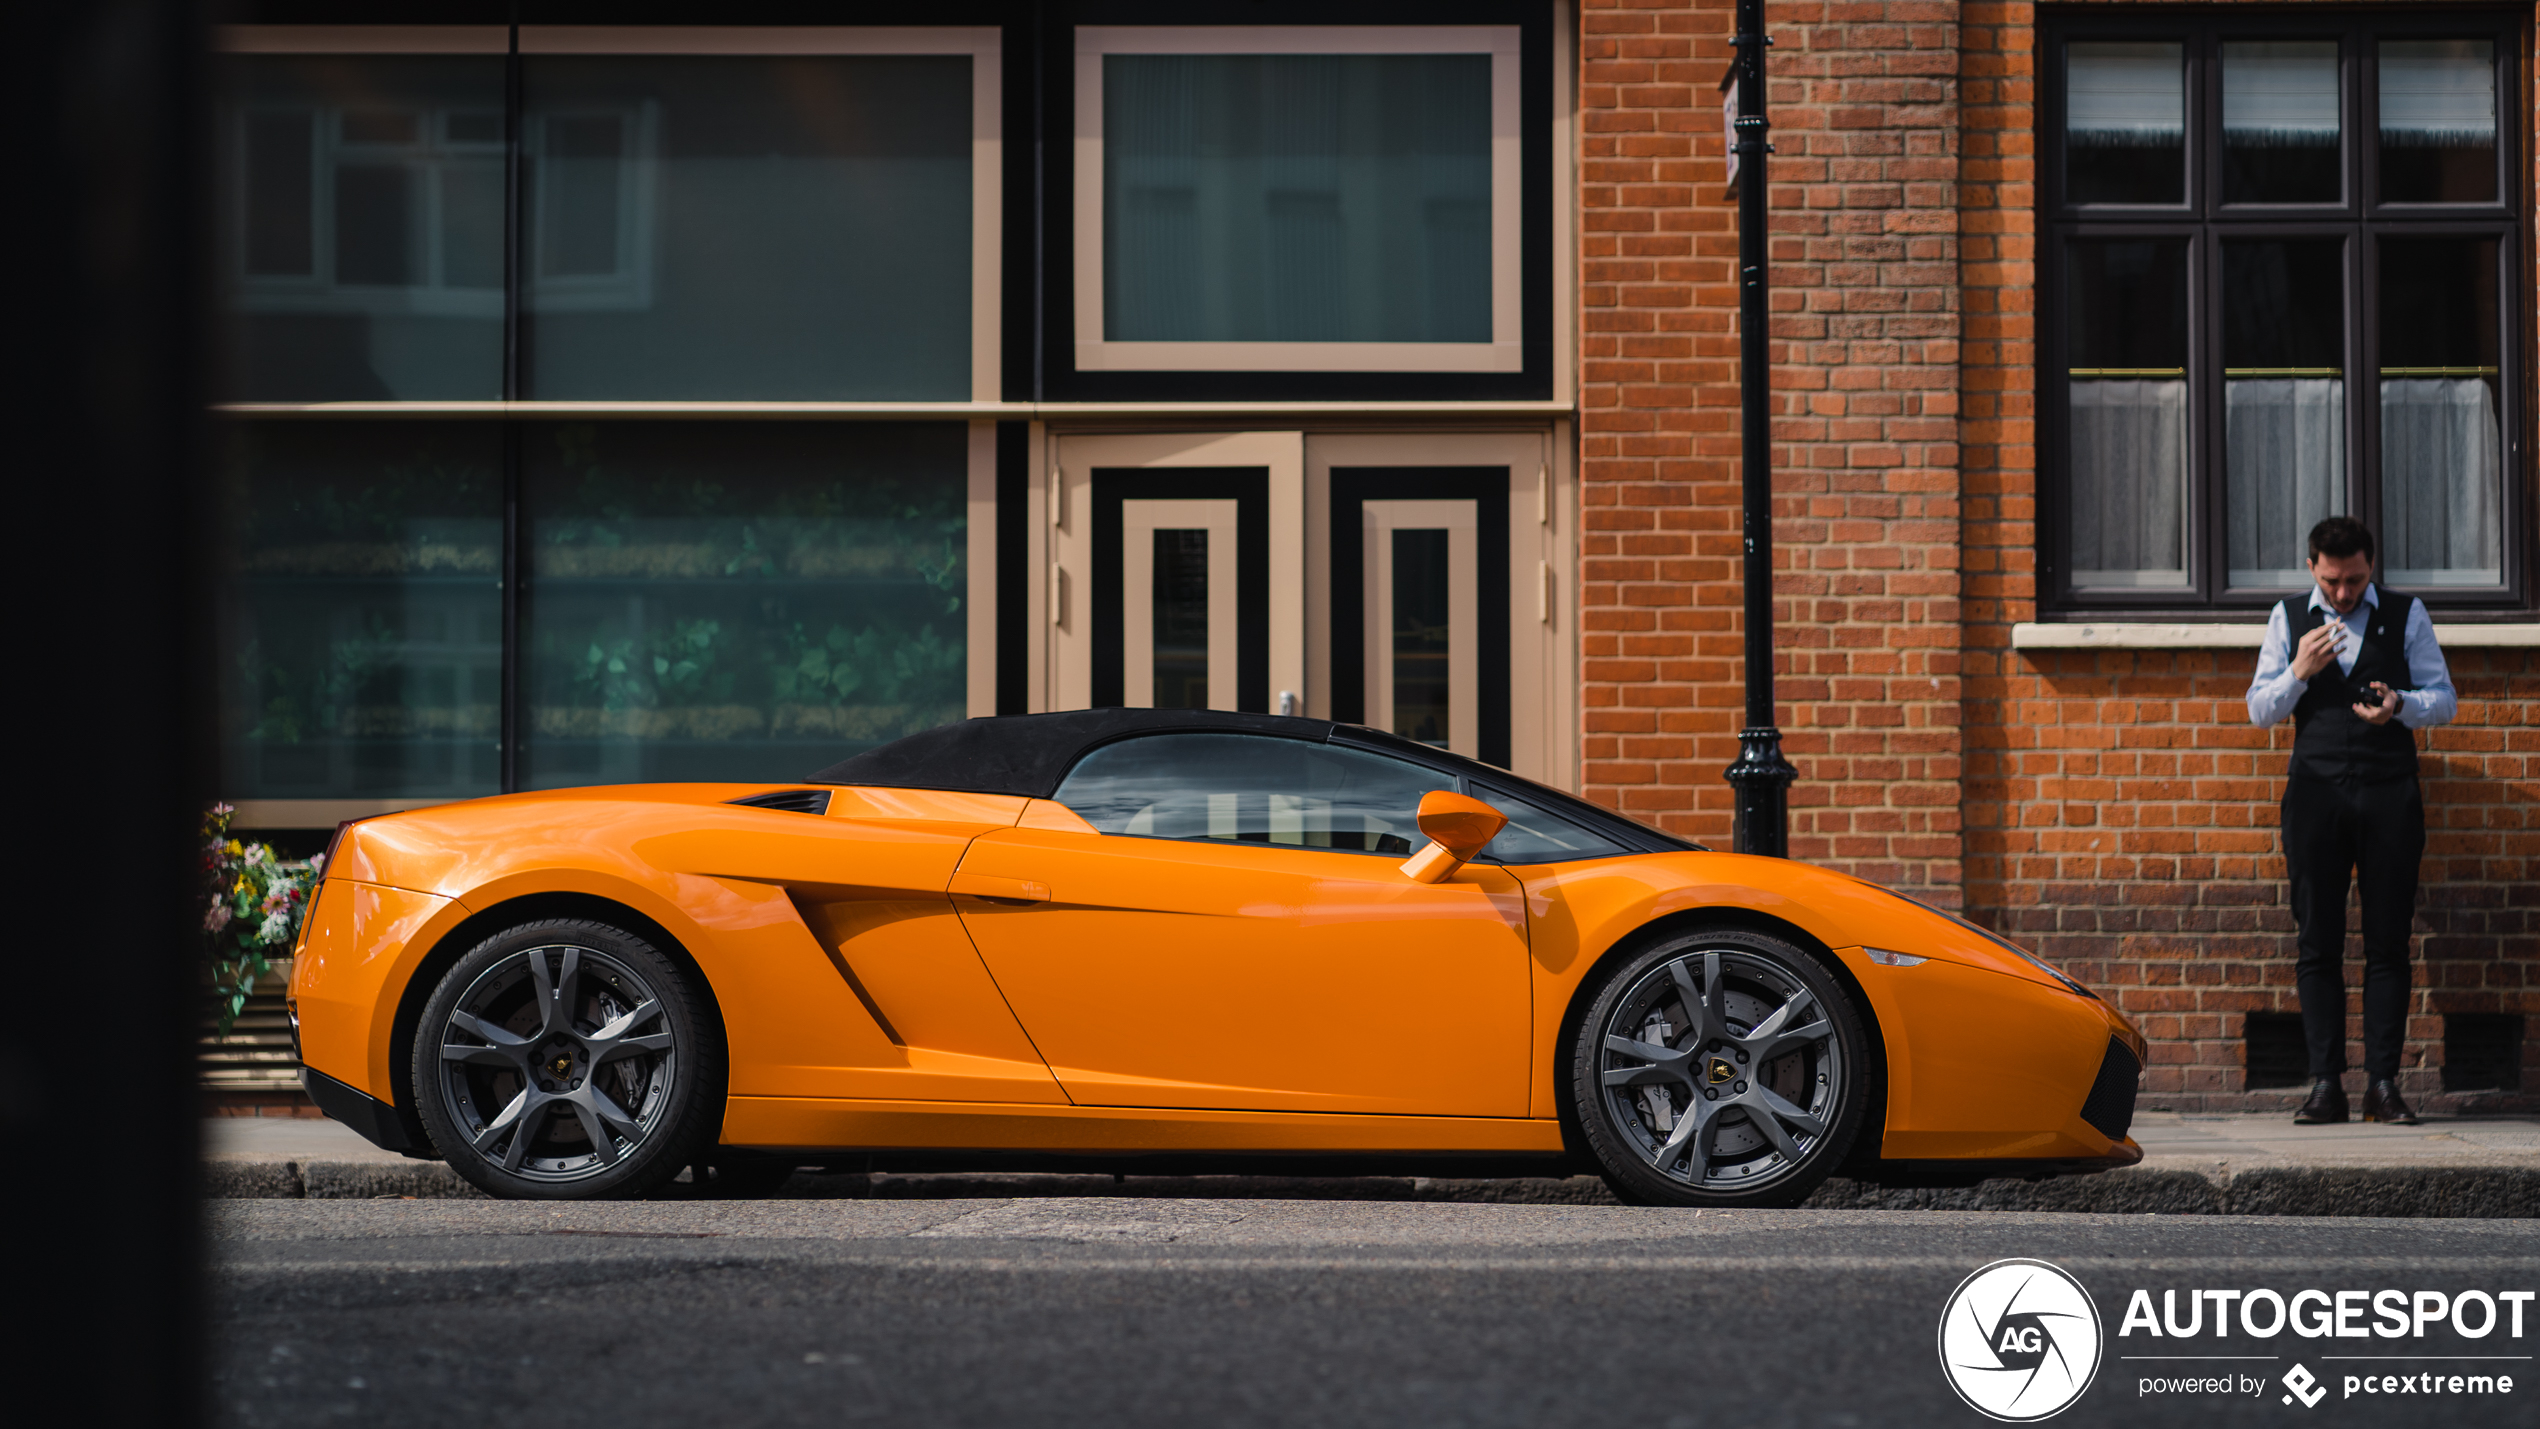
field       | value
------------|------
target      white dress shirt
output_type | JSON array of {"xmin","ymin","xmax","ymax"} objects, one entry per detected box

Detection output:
[{"xmin": 2245, "ymin": 583, "xmax": 2457, "ymax": 730}]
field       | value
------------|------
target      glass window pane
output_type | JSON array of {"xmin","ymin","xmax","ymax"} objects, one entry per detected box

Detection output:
[
  {"xmin": 1392, "ymin": 528, "xmax": 1451, "ymax": 746},
  {"xmin": 1055, "ymin": 733, "xmax": 1445, "ymax": 855},
  {"xmin": 2065, "ymin": 239, "xmax": 2190, "ymax": 588},
  {"xmin": 520, "ymin": 423, "xmax": 969, "ymax": 787},
  {"xmin": 2223, "ymin": 41, "xmax": 2341, "ymax": 204},
  {"xmin": 216, "ymin": 57, "xmax": 506, "ymax": 401},
  {"xmin": 218, "ymin": 423, "xmax": 503, "ymax": 798},
  {"xmin": 521, "ymin": 58, "xmax": 972, "ymax": 399},
  {"xmin": 1152, "ymin": 529, "xmax": 1209, "ymax": 710},
  {"xmin": 2377, "ymin": 40, "xmax": 2496, "ymax": 203},
  {"xmin": 2378, "ymin": 238, "xmax": 2502, "ymax": 586},
  {"xmin": 2066, "ymin": 42, "xmax": 2184, "ymax": 205},
  {"xmin": 1472, "ymin": 789, "xmax": 1626, "ymax": 864},
  {"xmin": 1104, "ymin": 54, "xmax": 1492, "ymax": 342},
  {"xmin": 2223, "ymin": 239, "xmax": 2347, "ymax": 589}
]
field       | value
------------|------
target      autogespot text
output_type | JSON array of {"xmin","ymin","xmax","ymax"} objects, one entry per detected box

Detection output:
[{"xmin": 2120, "ymin": 1287, "xmax": 2531, "ymax": 1406}]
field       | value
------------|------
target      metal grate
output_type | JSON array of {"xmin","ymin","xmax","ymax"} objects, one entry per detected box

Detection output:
[
  {"xmin": 2243, "ymin": 1012, "xmax": 2309, "ymax": 1089},
  {"xmin": 2441, "ymin": 1014, "xmax": 2526, "ymax": 1092},
  {"xmin": 728, "ymin": 789, "xmax": 833, "ymax": 816},
  {"xmin": 2078, "ymin": 1037, "xmax": 2141, "ymax": 1142}
]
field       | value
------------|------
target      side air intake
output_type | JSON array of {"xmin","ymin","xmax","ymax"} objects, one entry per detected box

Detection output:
[
  {"xmin": 2077, "ymin": 1037, "xmax": 2141, "ymax": 1143},
  {"xmin": 728, "ymin": 789, "xmax": 833, "ymax": 816}
]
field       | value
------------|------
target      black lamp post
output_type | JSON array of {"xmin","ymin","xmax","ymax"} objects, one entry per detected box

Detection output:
[{"xmin": 1721, "ymin": 0, "xmax": 1797, "ymax": 857}]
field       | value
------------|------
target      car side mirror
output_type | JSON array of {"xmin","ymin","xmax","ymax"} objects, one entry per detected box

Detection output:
[{"xmin": 1400, "ymin": 790, "xmax": 1508, "ymax": 884}]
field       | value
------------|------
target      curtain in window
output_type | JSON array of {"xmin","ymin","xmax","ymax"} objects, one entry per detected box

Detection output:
[
  {"xmin": 2070, "ymin": 379, "xmax": 2189, "ymax": 585},
  {"xmin": 2381, "ymin": 379, "xmax": 2501, "ymax": 585},
  {"xmin": 2225, "ymin": 378, "xmax": 2344, "ymax": 587}
]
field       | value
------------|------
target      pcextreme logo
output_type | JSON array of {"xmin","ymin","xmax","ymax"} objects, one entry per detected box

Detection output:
[{"xmin": 1938, "ymin": 1259, "xmax": 2105, "ymax": 1421}]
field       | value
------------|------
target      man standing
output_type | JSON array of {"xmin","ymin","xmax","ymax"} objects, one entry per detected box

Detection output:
[{"xmin": 2245, "ymin": 516, "xmax": 2456, "ymax": 1125}]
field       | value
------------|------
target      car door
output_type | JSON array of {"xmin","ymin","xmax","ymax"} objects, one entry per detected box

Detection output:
[{"xmin": 950, "ymin": 732, "xmax": 1532, "ymax": 1117}]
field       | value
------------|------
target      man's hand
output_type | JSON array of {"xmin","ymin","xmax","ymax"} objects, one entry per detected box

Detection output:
[
  {"xmin": 2353, "ymin": 681, "xmax": 2402, "ymax": 726},
  {"xmin": 2289, "ymin": 621, "xmax": 2345, "ymax": 681}
]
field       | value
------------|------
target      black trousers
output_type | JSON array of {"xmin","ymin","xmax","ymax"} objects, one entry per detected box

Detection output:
[{"xmin": 2280, "ymin": 772, "xmax": 2425, "ymax": 1081}]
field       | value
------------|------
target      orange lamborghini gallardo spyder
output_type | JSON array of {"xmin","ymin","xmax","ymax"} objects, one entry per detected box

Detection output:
[{"xmin": 291, "ymin": 709, "xmax": 2144, "ymax": 1205}]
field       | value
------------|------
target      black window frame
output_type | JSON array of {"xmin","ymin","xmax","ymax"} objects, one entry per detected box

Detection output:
[{"xmin": 2037, "ymin": 6, "xmax": 2532, "ymax": 614}]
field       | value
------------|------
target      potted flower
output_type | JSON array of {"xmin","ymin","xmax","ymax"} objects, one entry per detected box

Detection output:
[{"xmin": 202, "ymin": 804, "xmax": 321, "ymax": 1036}]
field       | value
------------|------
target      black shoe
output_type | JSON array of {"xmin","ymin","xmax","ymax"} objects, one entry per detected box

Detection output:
[
  {"xmin": 2293, "ymin": 1078, "xmax": 2348, "ymax": 1124},
  {"xmin": 2362, "ymin": 1080, "xmax": 2419, "ymax": 1125}
]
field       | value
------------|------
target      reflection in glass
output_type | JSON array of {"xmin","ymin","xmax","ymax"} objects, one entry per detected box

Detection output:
[
  {"xmin": 2378, "ymin": 40, "xmax": 2496, "ymax": 203},
  {"xmin": 218, "ymin": 424, "xmax": 503, "ymax": 797},
  {"xmin": 2379, "ymin": 238, "xmax": 2502, "ymax": 585},
  {"xmin": 2224, "ymin": 240, "xmax": 2346, "ymax": 588},
  {"xmin": 215, "ymin": 57, "xmax": 506, "ymax": 400},
  {"xmin": 2065, "ymin": 240, "xmax": 2190, "ymax": 587},
  {"xmin": 520, "ymin": 423, "xmax": 967, "ymax": 787},
  {"xmin": 2223, "ymin": 42, "xmax": 2340, "ymax": 204},
  {"xmin": 1104, "ymin": 54, "xmax": 1492, "ymax": 342},
  {"xmin": 2066, "ymin": 42, "xmax": 2184, "ymax": 204},
  {"xmin": 1391, "ymin": 529, "xmax": 1451, "ymax": 746},
  {"xmin": 1055, "ymin": 734, "xmax": 1441, "ymax": 855},
  {"xmin": 522, "ymin": 57, "xmax": 971, "ymax": 399},
  {"xmin": 1473, "ymin": 789, "xmax": 1626, "ymax": 864},
  {"xmin": 1152, "ymin": 530, "xmax": 1209, "ymax": 710}
]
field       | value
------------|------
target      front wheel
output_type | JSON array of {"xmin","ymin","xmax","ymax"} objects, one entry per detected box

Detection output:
[
  {"xmin": 413, "ymin": 919, "xmax": 724, "ymax": 1200},
  {"xmin": 1568, "ymin": 927, "xmax": 1869, "ymax": 1208}
]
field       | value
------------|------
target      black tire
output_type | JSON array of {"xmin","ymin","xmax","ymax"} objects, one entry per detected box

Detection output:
[
  {"xmin": 413, "ymin": 918, "xmax": 724, "ymax": 1200},
  {"xmin": 1567, "ymin": 925, "xmax": 1869, "ymax": 1208}
]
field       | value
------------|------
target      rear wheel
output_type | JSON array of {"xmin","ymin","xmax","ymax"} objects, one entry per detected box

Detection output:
[
  {"xmin": 413, "ymin": 919, "xmax": 723, "ymax": 1200},
  {"xmin": 1568, "ymin": 926, "xmax": 1868, "ymax": 1207}
]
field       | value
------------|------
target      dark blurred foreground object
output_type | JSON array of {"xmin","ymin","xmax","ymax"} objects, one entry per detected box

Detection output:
[{"xmin": 7, "ymin": 2, "xmax": 207, "ymax": 1423}]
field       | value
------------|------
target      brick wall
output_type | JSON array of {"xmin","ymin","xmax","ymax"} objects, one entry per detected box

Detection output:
[
  {"xmin": 1579, "ymin": 0, "xmax": 2538, "ymax": 1112},
  {"xmin": 1579, "ymin": 0, "xmax": 1968, "ymax": 902}
]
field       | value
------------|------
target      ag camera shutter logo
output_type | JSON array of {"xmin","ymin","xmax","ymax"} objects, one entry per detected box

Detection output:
[{"xmin": 1939, "ymin": 1259, "xmax": 2105, "ymax": 1420}]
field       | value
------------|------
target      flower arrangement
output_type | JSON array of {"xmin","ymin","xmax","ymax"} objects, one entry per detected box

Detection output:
[{"xmin": 202, "ymin": 804, "xmax": 322, "ymax": 1035}]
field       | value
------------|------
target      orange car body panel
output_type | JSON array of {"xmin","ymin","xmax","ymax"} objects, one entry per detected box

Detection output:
[{"xmin": 292, "ymin": 782, "xmax": 2142, "ymax": 1165}]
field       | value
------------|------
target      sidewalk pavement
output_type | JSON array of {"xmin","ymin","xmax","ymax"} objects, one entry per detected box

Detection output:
[{"xmin": 202, "ymin": 1110, "xmax": 2538, "ymax": 1215}]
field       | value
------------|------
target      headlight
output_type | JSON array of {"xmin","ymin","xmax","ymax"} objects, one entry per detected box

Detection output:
[{"xmin": 1875, "ymin": 885, "xmax": 2098, "ymax": 1000}]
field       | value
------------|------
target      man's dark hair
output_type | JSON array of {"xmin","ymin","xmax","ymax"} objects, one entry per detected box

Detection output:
[{"xmin": 2308, "ymin": 515, "xmax": 2375, "ymax": 564}]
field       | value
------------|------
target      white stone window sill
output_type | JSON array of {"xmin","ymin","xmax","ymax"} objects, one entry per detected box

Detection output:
[{"xmin": 2011, "ymin": 622, "xmax": 2540, "ymax": 649}]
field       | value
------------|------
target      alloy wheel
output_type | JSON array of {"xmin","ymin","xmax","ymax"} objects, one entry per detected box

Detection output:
[
  {"xmin": 434, "ymin": 943, "xmax": 678, "ymax": 1183},
  {"xmin": 1595, "ymin": 946, "xmax": 1846, "ymax": 1193}
]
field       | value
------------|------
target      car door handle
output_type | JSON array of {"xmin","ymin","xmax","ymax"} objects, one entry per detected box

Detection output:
[{"xmin": 948, "ymin": 871, "xmax": 1050, "ymax": 905}]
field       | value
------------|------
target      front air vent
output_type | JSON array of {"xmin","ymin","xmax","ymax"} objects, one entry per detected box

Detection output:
[
  {"xmin": 728, "ymin": 789, "xmax": 833, "ymax": 816},
  {"xmin": 2078, "ymin": 1037, "xmax": 2141, "ymax": 1143}
]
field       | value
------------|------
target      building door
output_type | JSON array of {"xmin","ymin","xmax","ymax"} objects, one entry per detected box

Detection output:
[
  {"xmin": 1048, "ymin": 432, "xmax": 1305, "ymax": 714},
  {"xmin": 1034, "ymin": 428, "xmax": 1572, "ymax": 787}
]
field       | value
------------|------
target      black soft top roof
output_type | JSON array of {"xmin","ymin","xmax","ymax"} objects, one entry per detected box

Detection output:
[
  {"xmin": 805, "ymin": 709, "xmax": 1701, "ymax": 854},
  {"xmin": 806, "ymin": 709, "xmax": 1334, "ymax": 799}
]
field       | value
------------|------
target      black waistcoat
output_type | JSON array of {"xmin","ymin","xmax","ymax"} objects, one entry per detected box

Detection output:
[{"xmin": 2283, "ymin": 591, "xmax": 2420, "ymax": 785}]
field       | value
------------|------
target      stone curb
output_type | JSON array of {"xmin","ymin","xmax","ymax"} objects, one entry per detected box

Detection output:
[{"xmin": 200, "ymin": 1156, "xmax": 2537, "ymax": 1215}]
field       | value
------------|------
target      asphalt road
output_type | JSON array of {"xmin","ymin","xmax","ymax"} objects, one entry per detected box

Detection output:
[{"xmin": 213, "ymin": 1200, "xmax": 2537, "ymax": 1429}]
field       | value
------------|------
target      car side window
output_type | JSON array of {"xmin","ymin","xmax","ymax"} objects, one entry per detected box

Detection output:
[
  {"xmin": 1470, "ymin": 787, "xmax": 1628, "ymax": 864},
  {"xmin": 1055, "ymin": 733, "xmax": 1445, "ymax": 856}
]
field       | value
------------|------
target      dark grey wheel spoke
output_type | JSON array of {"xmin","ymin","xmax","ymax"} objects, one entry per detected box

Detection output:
[
  {"xmin": 441, "ymin": 1042, "xmax": 520, "ymax": 1069},
  {"xmin": 593, "ymin": 998, "xmax": 659, "ymax": 1041},
  {"xmin": 1752, "ymin": 1084, "xmax": 1827, "ymax": 1138},
  {"xmin": 592, "ymin": 1031, "xmax": 673, "ymax": 1065},
  {"xmin": 450, "ymin": 1010, "xmax": 528, "ymax": 1049},
  {"xmin": 1754, "ymin": 1018, "xmax": 1832, "ymax": 1060},
  {"xmin": 471, "ymin": 1089, "xmax": 530, "ymax": 1152},
  {"xmin": 1740, "ymin": 989, "xmax": 1813, "ymax": 1046},
  {"xmin": 567, "ymin": 1100, "xmax": 618, "ymax": 1164},
  {"xmin": 1735, "ymin": 1097, "xmax": 1805, "ymax": 1161},
  {"xmin": 1602, "ymin": 1062, "xmax": 1678, "ymax": 1088},
  {"xmin": 1604, "ymin": 1033, "xmax": 1679, "ymax": 1067},
  {"xmin": 584, "ymin": 1084, "xmax": 644, "ymax": 1141}
]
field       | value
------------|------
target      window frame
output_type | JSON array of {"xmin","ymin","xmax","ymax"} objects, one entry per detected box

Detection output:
[
  {"xmin": 2036, "ymin": 7, "xmax": 2530, "ymax": 613},
  {"xmin": 1068, "ymin": 24, "xmax": 1523, "ymax": 375},
  {"xmin": 215, "ymin": 24, "xmax": 1006, "ymax": 405}
]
